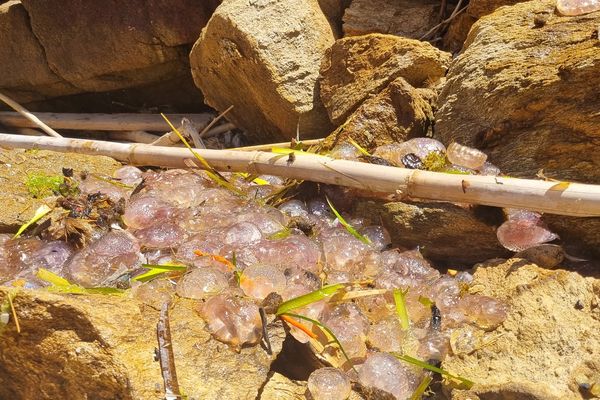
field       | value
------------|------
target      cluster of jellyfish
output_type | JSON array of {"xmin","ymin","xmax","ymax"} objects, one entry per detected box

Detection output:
[{"xmin": 0, "ymin": 137, "xmax": 562, "ymax": 399}]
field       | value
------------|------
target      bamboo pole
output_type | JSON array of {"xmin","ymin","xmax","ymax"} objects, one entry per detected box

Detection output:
[
  {"xmin": 0, "ymin": 92, "xmax": 62, "ymax": 138},
  {"xmin": 1, "ymin": 133, "xmax": 599, "ymax": 217},
  {"xmin": 0, "ymin": 111, "xmax": 212, "ymax": 132}
]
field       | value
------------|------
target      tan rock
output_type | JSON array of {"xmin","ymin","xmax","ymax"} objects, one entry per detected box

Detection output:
[
  {"xmin": 443, "ymin": 259, "xmax": 600, "ymax": 400},
  {"xmin": 0, "ymin": 1, "xmax": 76, "ymax": 103},
  {"xmin": 436, "ymin": 0, "xmax": 600, "ymax": 184},
  {"xmin": 319, "ymin": 33, "xmax": 451, "ymax": 125},
  {"xmin": 354, "ymin": 200, "xmax": 509, "ymax": 264},
  {"xmin": 323, "ymin": 78, "xmax": 435, "ymax": 151},
  {"xmin": 0, "ymin": 289, "xmax": 285, "ymax": 399},
  {"xmin": 0, "ymin": 0, "xmax": 217, "ymax": 103},
  {"xmin": 190, "ymin": 0, "xmax": 336, "ymax": 143},
  {"xmin": 467, "ymin": 0, "xmax": 527, "ymax": 18},
  {"xmin": 0, "ymin": 149, "xmax": 121, "ymax": 233},
  {"xmin": 343, "ymin": 0, "xmax": 439, "ymax": 40}
]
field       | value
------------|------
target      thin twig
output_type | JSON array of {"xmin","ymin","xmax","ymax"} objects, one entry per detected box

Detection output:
[
  {"xmin": 259, "ymin": 307, "xmax": 273, "ymax": 355},
  {"xmin": 203, "ymin": 122, "xmax": 236, "ymax": 138},
  {"xmin": 0, "ymin": 91, "xmax": 62, "ymax": 138},
  {"xmin": 7, "ymin": 293, "xmax": 20, "ymax": 334},
  {"xmin": 199, "ymin": 105, "xmax": 234, "ymax": 138},
  {"xmin": 420, "ymin": 0, "xmax": 466, "ymax": 40},
  {"xmin": 156, "ymin": 302, "xmax": 181, "ymax": 400}
]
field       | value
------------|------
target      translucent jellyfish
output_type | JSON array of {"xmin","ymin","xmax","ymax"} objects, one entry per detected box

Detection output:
[
  {"xmin": 131, "ymin": 279, "xmax": 176, "ymax": 309},
  {"xmin": 78, "ymin": 175, "xmax": 129, "ymax": 203},
  {"xmin": 496, "ymin": 210, "xmax": 558, "ymax": 251},
  {"xmin": 368, "ymin": 318, "xmax": 405, "ymax": 353},
  {"xmin": 66, "ymin": 230, "xmax": 142, "ymax": 287},
  {"xmin": 240, "ymin": 264, "xmax": 287, "ymax": 300},
  {"xmin": 308, "ymin": 199, "xmax": 333, "ymax": 218},
  {"xmin": 375, "ymin": 249, "xmax": 439, "ymax": 289},
  {"xmin": 235, "ymin": 207, "xmax": 288, "ymax": 235},
  {"xmin": 278, "ymin": 199, "xmax": 309, "ymax": 217},
  {"xmin": 321, "ymin": 230, "xmax": 371, "ymax": 272},
  {"xmin": 133, "ymin": 221, "xmax": 186, "ymax": 249},
  {"xmin": 359, "ymin": 225, "xmax": 391, "ymax": 250},
  {"xmin": 122, "ymin": 196, "xmax": 176, "ymax": 229},
  {"xmin": 450, "ymin": 326, "xmax": 484, "ymax": 356},
  {"xmin": 176, "ymin": 267, "xmax": 230, "ymax": 299},
  {"xmin": 477, "ymin": 161, "xmax": 501, "ymax": 176},
  {"xmin": 373, "ymin": 139, "xmax": 446, "ymax": 167},
  {"xmin": 446, "ymin": 142, "xmax": 488, "ymax": 170},
  {"xmin": 307, "ymin": 367, "xmax": 352, "ymax": 400},
  {"xmin": 556, "ymin": 0, "xmax": 600, "ymax": 16},
  {"xmin": 323, "ymin": 303, "xmax": 370, "ymax": 359},
  {"xmin": 199, "ymin": 293, "xmax": 263, "ymax": 350},
  {"xmin": 239, "ymin": 234, "xmax": 322, "ymax": 273},
  {"xmin": 458, "ymin": 295, "xmax": 509, "ymax": 330},
  {"xmin": 417, "ymin": 331, "xmax": 450, "ymax": 361},
  {"xmin": 113, "ymin": 165, "xmax": 143, "ymax": 186},
  {"xmin": 358, "ymin": 352, "xmax": 419, "ymax": 399},
  {"xmin": 224, "ymin": 222, "xmax": 262, "ymax": 246},
  {"xmin": 329, "ymin": 142, "xmax": 361, "ymax": 161}
]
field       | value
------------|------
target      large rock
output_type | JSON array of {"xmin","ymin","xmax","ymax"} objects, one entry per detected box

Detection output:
[
  {"xmin": 323, "ymin": 78, "xmax": 436, "ymax": 150},
  {"xmin": 443, "ymin": 259, "xmax": 600, "ymax": 400},
  {"xmin": 343, "ymin": 0, "xmax": 439, "ymax": 40},
  {"xmin": 319, "ymin": 34, "xmax": 451, "ymax": 125},
  {"xmin": 354, "ymin": 200, "xmax": 509, "ymax": 264},
  {"xmin": 435, "ymin": 0, "xmax": 600, "ymax": 184},
  {"xmin": 0, "ymin": 149, "xmax": 121, "ymax": 233},
  {"xmin": 190, "ymin": 0, "xmax": 336, "ymax": 143},
  {"xmin": 0, "ymin": 289, "xmax": 285, "ymax": 400},
  {"xmin": 0, "ymin": 0, "xmax": 218, "ymax": 103}
]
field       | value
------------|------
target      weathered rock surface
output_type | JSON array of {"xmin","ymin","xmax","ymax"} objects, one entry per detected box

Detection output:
[
  {"xmin": 466, "ymin": 0, "xmax": 528, "ymax": 18},
  {"xmin": 190, "ymin": 0, "xmax": 336, "ymax": 143},
  {"xmin": 0, "ymin": 0, "xmax": 218, "ymax": 103},
  {"xmin": 0, "ymin": 289, "xmax": 285, "ymax": 400},
  {"xmin": 443, "ymin": 259, "xmax": 600, "ymax": 400},
  {"xmin": 354, "ymin": 200, "xmax": 509, "ymax": 264},
  {"xmin": 436, "ymin": 0, "xmax": 600, "ymax": 184},
  {"xmin": 0, "ymin": 149, "xmax": 121, "ymax": 233},
  {"xmin": 319, "ymin": 34, "xmax": 451, "ymax": 125},
  {"xmin": 543, "ymin": 214, "xmax": 600, "ymax": 259},
  {"xmin": 323, "ymin": 78, "xmax": 436, "ymax": 150},
  {"xmin": 342, "ymin": 0, "xmax": 439, "ymax": 40}
]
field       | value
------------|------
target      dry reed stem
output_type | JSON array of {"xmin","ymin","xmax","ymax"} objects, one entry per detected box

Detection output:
[
  {"xmin": 1, "ymin": 134, "xmax": 600, "ymax": 217},
  {"xmin": 0, "ymin": 92, "xmax": 62, "ymax": 138}
]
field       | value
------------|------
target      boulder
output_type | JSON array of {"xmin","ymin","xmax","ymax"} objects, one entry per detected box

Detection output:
[
  {"xmin": 354, "ymin": 200, "xmax": 509, "ymax": 264},
  {"xmin": 190, "ymin": 0, "xmax": 336, "ymax": 143},
  {"xmin": 319, "ymin": 34, "xmax": 451, "ymax": 125},
  {"xmin": 0, "ymin": 149, "xmax": 121, "ymax": 233},
  {"xmin": 436, "ymin": 0, "xmax": 600, "ymax": 184},
  {"xmin": 322, "ymin": 78, "xmax": 436, "ymax": 150},
  {"xmin": 443, "ymin": 259, "xmax": 600, "ymax": 400},
  {"xmin": 0, "ymin": 0, "xmax": 218, "ymax": 103},
  {"xmin": 343, "ymin": 0, "xmax": 439, "ymax": 40},
  {"xmin": 0, "ymin": 288, "xmax": 285, "ymax": 400}
]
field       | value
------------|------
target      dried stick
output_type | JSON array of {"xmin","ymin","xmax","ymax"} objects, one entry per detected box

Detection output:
[
  {"xmin": 108, "ymin": 130, "xmax": 161, "ymax": 144},
  {"xmin": 1, "ymin": 134, "xmax": 600, "ymax": 217},
  {"xmin": 203, "ymin": 122, "xmax": 236, "ymax": 138},
  {"xmin": 199, "ymin": 105, "xmax": 234, "ymax": 138},
  {"xmin": 0, "ymin": 92, "xmax": 62, "ymax": 138},
  {"xmin": 231, "ymin": 138, "xmax": 324, "ymax": 151},
  {"xmin": 420, "ymin": 0, "xmax": 466, "ymax": 40},
  {"xmin": 0, "ymin": 111, "xmax": 212, "ymax": 132},
  {"xmin": 156, "ymin": 302, "xmax": 181, "ymax": 400}
]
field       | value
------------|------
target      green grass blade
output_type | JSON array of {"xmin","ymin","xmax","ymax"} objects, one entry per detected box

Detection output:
[
  {"xmin": 36, "ymin": 268, "xmax": 70, "ymax": 286},
  {"xmin": 393, "ymin": 288, "xmax": 410, "ymax": 330},
  {"xmin": 393, "ymin": 353, "xmax": 474, "ymax": 389},
  {"xmin": 276, "ymin": 283, "xmax": 346, "ymax": 315},
  {"xmin": 282, "ymin": 312, "xmax": 357, "ymax": 373},
  {"xmin": 133, "ymin": 264, "xmax": 187, "ymax": 282},
  {"xmin": 14, "ymin": 204, "xmax": 52, "ymax": 239},
  {"xmin": 325, "ymin": 196, "xmax": 371, "ymax": 245},
  {"xmin": 161, "ymin": 114, "xmax": 242, "ymax": 195},
  {"xmin": 410, "ymin": 375, "xmax": 433, "ymax": 400},
  {"xmin": 347, "ymin": 138, "xmax": 370, "ymax": 156}
]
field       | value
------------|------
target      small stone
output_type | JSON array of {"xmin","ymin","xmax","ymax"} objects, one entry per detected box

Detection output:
[
  {"xmin": 307, "ymin": 367, "xmax": 352, "ymax": 400},
  {"xmin": 514, "ymin": 244, "xmax": 564, "ymax": 268}
]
